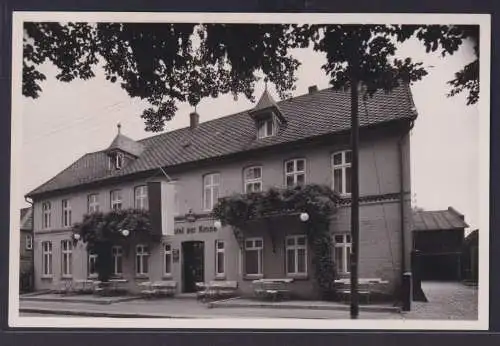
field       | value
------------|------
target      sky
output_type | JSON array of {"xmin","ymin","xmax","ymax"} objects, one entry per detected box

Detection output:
[{"xmin": 20, "ymin": 30, "xmax": 480, "ymax": 231}]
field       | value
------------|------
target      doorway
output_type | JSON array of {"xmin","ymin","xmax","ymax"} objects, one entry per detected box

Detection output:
[{"xmin": 182, "ymin": 241, "xmax": 205, "ymax": 293}]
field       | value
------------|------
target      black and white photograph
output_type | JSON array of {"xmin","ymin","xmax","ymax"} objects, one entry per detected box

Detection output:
[{"xmin": 9, "ymin": 12, "xmax": 490, "ymax": 330}]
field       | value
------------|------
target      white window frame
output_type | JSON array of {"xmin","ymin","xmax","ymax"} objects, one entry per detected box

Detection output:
[
  {"xmin": 334, "ymin": 234, "xmax": 352, "ymax": 274},
  {"xmin": 244, "ymin": 166, "xmax": 263, "ymax": 193},
  {"xmin": 164, "ymin": 243, "xmax": 172, "ymax": 277},
  {"xmin": 61, "ymin": 240, "xmax": 73, "ymax": 278},
  {"xmin": 110, "ymin": 190, "xmax": 123, "ymax": 210},
  {"xmin": 286, "ymin": 235, "xmax": 308, "ymax": 276},
  {"xmin": 112, "ymin": 245, "xmax": 123, "ymax": 276},
  {"xmin": 42, "ymin": 201, "xmax": 51, "ymax": 229},
  {"xmin": 115, "ymin": 152, "xmax": 124, "ymax": 169},
  {"xmin": 136, "ymin": 244, "xmax": 149, "ymax": 276},
  {"xmin": 88, "ymin": 194, "xmax": 99, "ymax": 213},
  {"xmin": 25, "ymin": 234, "xmax": 33, "ymax": 250},
  {"xmin": 257, "ymin": 117, "xmax": 276, "ymax": 139},
  {"xmin": 62, "ymin": 199, "xmax": 72, "ymax": 227},
  {"xmin": 41, "ymin": 241, "xmax": 52, "ymax": 276},
  {"xmin": 203, "ymin": 173, "xmax": 220, "ymax": 211},
  {"xmin": 285, "ymin": 158, "xmax": 306, "ymax": 187},
  {"xmin": 88, "ymin": 250, "xmax": 98, "ymax": 278},
  {"xmin": 215, "ymin": 240, "xmax": 225, "ymax": 278},
  {"xmin": 244, "ymin": 237, "xmax": 263, "ymax": 277},
  {"xmin": 134, "ymin": 185, "xmax": 148, "ymax": 210},
  {"xmin": 332, "ymin": 150, "xmax": 352, "ymax": 196}
]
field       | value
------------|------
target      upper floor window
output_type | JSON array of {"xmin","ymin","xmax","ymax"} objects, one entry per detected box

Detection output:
[
  {"xmin": 203, "ymin": 173, "xmax": 220, "ymax": 211},
  {"xmin": 25, "ymin": 234, "xmax": 33, "ymax": 250},
  {"xmin": 285, "ymin": 159, "xmax": 306, "ymax": 187},
  {"xmin": 61, "ymin": 240, "xmax": 73, "ymax": 277},
  {"xmin": 332, "ymin": 150, "xmax": 352, "ymax": 196},
  {"xmin": 88, "ymin": 194, "xmax": 99, "ymax": 213},
  {"xmin": 334, "ymin": 234, "xmax": 352, "ymax": 274},
  {"xmin": 42, "ymin": 241, "xmax": 52, "ymax": 276},
  {"xmin": 286, "ymin": 235, "xmax": 307, "ymax": 276},
  {"xmin": 134, "ymin": 185, "xmax": 148, "ymax": 210},
  {"xmin": 110, "ymin": 190, "xmax": 123, "ymax": 210},
  {"xmin": 62, "ymin": 199, "xmax": 72, "ymax": 227},
  {"xmin": 244, "ymin": 166, "xmax": 262, "ymax": 193},
  {"xmin": 42, "ymin": 201, "xmax": 51, "ymax": 229},
  {"xmin": 257, "ymin": 118, "xmax": 275, "ymax": 139}
]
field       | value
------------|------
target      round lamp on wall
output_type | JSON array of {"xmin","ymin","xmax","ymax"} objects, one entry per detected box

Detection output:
[
  {"xmin": 121, "ymin": 229, "xmax": 130, "ymax": 237},
  {"xmin": 214, "ymin": 220, "xmax": 222, "ymax": 229},
  {"xmin": 299, "ymin": 212, "xmax": 309, "ymax": 222},
  {"xmin": 73, "ymin": 233, "xmax": 81, "ymax": 240}
]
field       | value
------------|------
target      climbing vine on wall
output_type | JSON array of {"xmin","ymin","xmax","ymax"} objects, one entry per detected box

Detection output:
[
  {"xmin": 212, "ymin": 184, "xmax": 340, "ymax": 299},
  {"xmin": 71, "ymin": 209, "xmax": 152, "ymax": 282}
]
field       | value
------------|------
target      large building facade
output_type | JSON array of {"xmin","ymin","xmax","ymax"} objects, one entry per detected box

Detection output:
[{"xmin": 27, "ymin": 85, "xmax": 415, "ymax": 300}]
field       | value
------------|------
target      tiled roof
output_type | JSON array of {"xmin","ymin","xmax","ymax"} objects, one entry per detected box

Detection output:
[
  {"xmin": 26, "ymin": 85, "xmax": 416, "ymax": 198},
  {"xmin": 20, "ymin": 207, "xmax": 33, "ymax": 230},
  {"xmin": 412, "ymin": 207, "xmax": 469, "ymax": 231},
  {"xmin": 252, "ymin": 88, "xmax": 280, "ymax": 112}
]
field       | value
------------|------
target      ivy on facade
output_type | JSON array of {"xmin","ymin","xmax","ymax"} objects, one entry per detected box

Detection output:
[
  {"xmin": 212, "ymin": 184, "xmax": 340, "ymax": 299},
  {"xmin": 72, "ymin": 209, "xmax": 152, "ymax": 282}
]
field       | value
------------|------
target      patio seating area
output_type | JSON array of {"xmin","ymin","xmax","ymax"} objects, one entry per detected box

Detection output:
[
  {"xmin": 252, "ymin": 278, "xmax": 294, "ymax": 301},
  {"xmin": 139, "ymin": 280, "xmax": 178, "ymax": 299},
  {"xmin": 52, "ymin": 278, "xmax": 130, "ymax": 296},
  {"xmin": 335, "ymin": 278, "xmax": 389, "ymax": 304},
  {"xmin": 196, "ymin": 280, "xmax": 239, "ymax": 301}
]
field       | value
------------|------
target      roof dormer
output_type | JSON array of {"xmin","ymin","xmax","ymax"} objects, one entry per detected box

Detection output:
[
  {"xmin": 106, "ymin": 123, "xmax": 144, "ymax": 170},
  {"xmin": 249, "ymin": 87, "xmax": 286, "ymax": 139}
]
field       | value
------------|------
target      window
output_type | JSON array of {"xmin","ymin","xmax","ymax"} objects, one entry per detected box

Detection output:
[
  {"xmin": 112, "ymin": 246, "xmax": 123, "ymax": 276},
  {"xmin": 42, "ymin": 201, "xmax": 51, "ymax": 229},
  {"xmin": 286, "ymin": 235, "xmax": 307, "ymax": 275},
  {"xmin": 88, "ymin": 250, "xmax": 98, "ymax": 277},
  {"xmin": 136, "ymin": 244, "xmax": 149, "ymax": 275},
  {"xmin": 110, "ymin": 190, "xmax": 123, "ymax": 210},
  {"xmin": 285, "ymin": 159, "xmax": 306, "ymax": 187},
  {"xmin": 61, "ymin": 240, "xmax": 73, "ymax": 277},
  {"xmin": 257, "ymin": 118, "xmax": 275, "ymax": 139},
  {"xmin": 88, "ymin": 194, "xmax": 99, "ymax": 213},
  {"xmin": 215, "ymin": 240, "xmax": 225, "ymax": 277},
  {"xmin": 134, "ymin": 185, "xmax": 148, "ymax": 210},
  {"xmin": 41, "ymin": 241, "xmax": 52, "ymax": 276},
  {"xmin": 115, "ymin": 152, "xmax": 124, "ymax": 169},
  {"xmin": 244, "ymin": 166, "xmax": 262, "ymax": 193},
  {"xmin": 332, "ymin": 150, "xmax": 352, "ymax": 195},
  {"xmin": 164, "ymin": 243, "xmax": 172, "ymax": 276},
  {"xmin": 244, "ymin": 238, "xmax": 263, "ymax": 276},
  {"xmin": 25, "ymin": 234, "xmax": 33, "ymax": 250},
  {"xmin": 62, "ymin": 199, "xmax": 72, "ymax": 227},
  {"xmin": 334, "ymin": 234, "xmax": 352, "ymax": 274},
  {"xmin": 203, "ymin": 173, "xmax": 220, "ymax": 211}
]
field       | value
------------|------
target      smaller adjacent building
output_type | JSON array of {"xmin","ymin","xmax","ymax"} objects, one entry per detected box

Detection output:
[
  {"xmin": 412, "ymin": 207, "xmax": 469, "ymax": 281},
  {"xmin": 462, "ymin": 229, "xmax": 478, "ymax": 284},
  {"xmin": 20, "ymin": 207, "xmax": 34, "ymax": 292}
]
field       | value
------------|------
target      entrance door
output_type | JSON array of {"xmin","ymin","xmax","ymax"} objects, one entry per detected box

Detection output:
[{"xmin": 182, "ymin": 241, "xmax": 205, "ymax": 293}]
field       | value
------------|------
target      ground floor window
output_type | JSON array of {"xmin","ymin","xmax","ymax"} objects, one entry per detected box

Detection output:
[
  {"xmin": 42, "ymin": 241, "xmax": 52, "ymax": 276},
  {"xmin": 164, "ymin": 243, "xmax": 172, "ymax": 276},
  {"xmin": 136, "ymin": 244, "xmax": 149, "ymax": 275},
  {"xmin": 112, "ymin": 246, "xmax": 123, "ymax": 276},
  {"xmin": 244, "ymin": 238, "xmax": 263, "ymax": 276},
  {"xmin": 286, "ymin": 235, "xmax": 307, "ymax": 275},
  {"xmin": 215, "ymin": 240, "xmax": 225, "ymax": 277},
  {"xmin": 61, "ymin": 240, "xmax": 73, "ymax": 277},
  {"xmin": 88, "ymin": 250, "xmax": 97, "ymax": 277},
  {"xmin": 334, "ymin": 234, "xmax": 352, "ymax": 274}
]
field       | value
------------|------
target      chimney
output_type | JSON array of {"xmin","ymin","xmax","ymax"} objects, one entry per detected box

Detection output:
[
  {"xmin": 189, "ymin": 111, "xmax": 199, "ymax": 129},
  {"xmin": 308, "ymin": 85, "xmax": 318, "ymax": 94}
]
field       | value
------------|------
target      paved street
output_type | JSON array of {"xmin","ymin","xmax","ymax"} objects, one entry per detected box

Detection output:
[{"xmin": 19, "ymin": 281, "xmax": 478, "ymax": 321}]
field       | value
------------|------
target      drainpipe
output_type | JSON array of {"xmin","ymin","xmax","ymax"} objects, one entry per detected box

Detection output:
[{"xmin": 398, "ymin": 121, "xmax": 414, "ymax": 280}]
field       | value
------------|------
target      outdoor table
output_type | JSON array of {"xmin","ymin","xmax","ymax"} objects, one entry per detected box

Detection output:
[
  {"xmin": 108, "ymin": 279, "xmax": 128, "ymax": 293},
  {"xmin": 74, "ymin": 279, "xmax": 95, "ymax": 293}
]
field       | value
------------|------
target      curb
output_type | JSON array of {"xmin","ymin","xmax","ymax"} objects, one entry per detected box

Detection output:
[
  {"xmin": 208, "ymin": 300, "xmax": 401, "ymax": 313},
  {"xmin": 19, "ymin": 307, "xmax": 196, "ymax": 319},
  {"xmin": 20, "ymin": 296, "xmax": 142, "ymax": 305}
]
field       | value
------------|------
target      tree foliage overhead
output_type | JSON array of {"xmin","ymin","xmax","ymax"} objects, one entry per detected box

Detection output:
[{"xmin": 23, "ymin": 22, "xmax": 479, "ymax": 131}]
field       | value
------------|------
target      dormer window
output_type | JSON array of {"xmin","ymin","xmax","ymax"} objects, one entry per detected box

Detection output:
[
  {"xmin": 257, "ymin": 118, "xmax": 275, "ymax": 139},
  {"xmin": 115, "ymin": 152, "xmax": 124, "ymax": 169}
]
